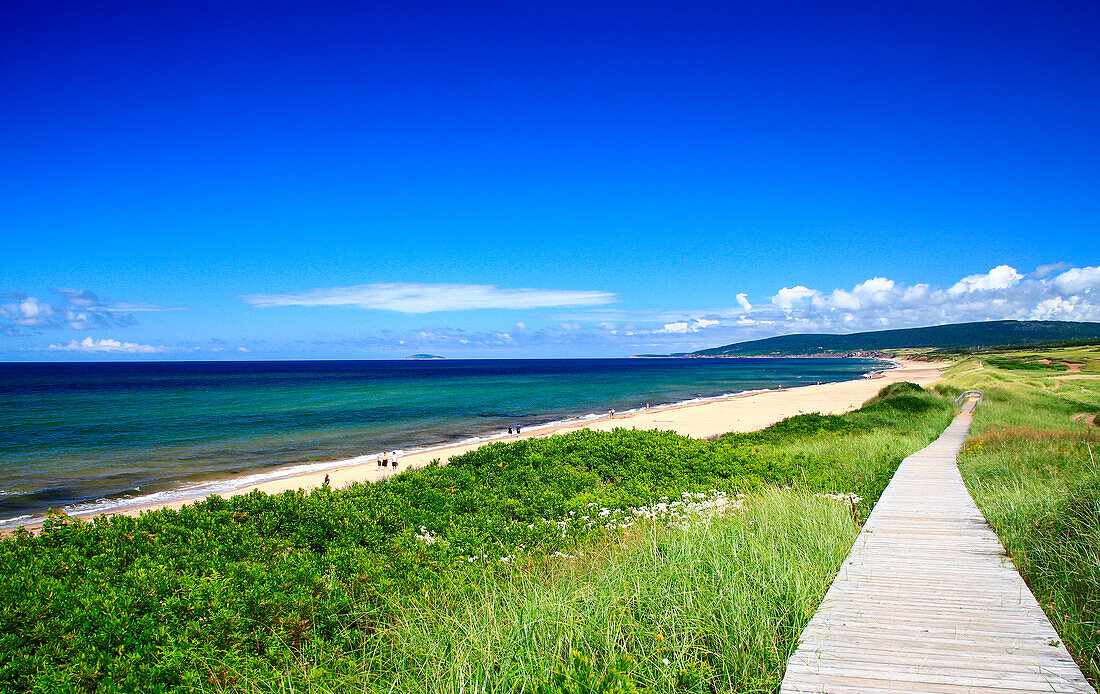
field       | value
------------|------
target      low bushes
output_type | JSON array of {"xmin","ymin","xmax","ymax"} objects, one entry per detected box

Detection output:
[{"xmin": 0, "ymin": 382, "xmax": 952, "ymax": 692}]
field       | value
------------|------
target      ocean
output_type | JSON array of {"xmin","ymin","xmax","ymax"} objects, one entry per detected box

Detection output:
[{"xmin": 0, "ymin": 357, "xmax": 887, "ymax": 527}]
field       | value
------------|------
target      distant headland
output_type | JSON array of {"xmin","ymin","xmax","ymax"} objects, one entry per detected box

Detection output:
[
  {"xmin": 639, "ymin": 319, "xmax": 1100, "ymax": 358},
  {"xmin": 405, "ymin": 353, "xmax": 446, "ymax": 360}
]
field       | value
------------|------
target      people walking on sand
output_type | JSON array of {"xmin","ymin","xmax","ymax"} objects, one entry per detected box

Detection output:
[
  {"xmin": 376, "ymin": 452, "xmax": 383, "ymax": 468},
  {"xmin": 382, "ymin": 452, "xmax": 389, "ymax": 467},
  {"xmin": 323, "ymin": 474, "xmax": 330, "ymax": 487},
  {"xmin": 391, "ymin": 451, "xmax": 399, "ymax": 470}
]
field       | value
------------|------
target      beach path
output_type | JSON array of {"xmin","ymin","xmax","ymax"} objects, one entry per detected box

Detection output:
[{"xmin": 779, "ymin": 399, "xmax": 1096, "ymax": 694}]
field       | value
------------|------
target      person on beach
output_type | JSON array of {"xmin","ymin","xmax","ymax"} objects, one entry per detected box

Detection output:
[
  {"xmin": 376, "ymin": 452, "xmax": 383, "ymax": 468},
  {"xmin": 323, "ymin": 474, "xmax": 330, "ymax": 487},
  {"xmin": 508, "ymin": 426, "xmax": 513, "ymax": 435},
  {"xmin": 382, "ymin": 452, "xmax": 388, "ymax": 467},
  {"xmin": 391, "ymin": 451, "xmax": 399, "ymax": 470},
  {"xmin": 516, "ymin": 425, "xmax": 521, "ymax": 435}
]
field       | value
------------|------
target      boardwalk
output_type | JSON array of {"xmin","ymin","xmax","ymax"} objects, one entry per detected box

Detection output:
[{"xmin": 781, "ymin": 400, "xmax": 1096, "ymax": 694}]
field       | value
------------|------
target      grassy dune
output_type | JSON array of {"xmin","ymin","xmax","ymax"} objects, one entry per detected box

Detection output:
[
  {"xmin": 0, "ymin": 384, "xmax": 954, "ymax": 693},
  {"xmin": 942, "ymin": 346, "xmax": 1100, "ymax": 687},
  {"xmin": 326, "ymin": 492, "xmax": 858, "ymax": 694}
]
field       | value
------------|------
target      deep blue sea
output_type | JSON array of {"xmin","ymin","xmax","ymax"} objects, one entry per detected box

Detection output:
[{"xmin": 0, "ymin": 357, "xmax": 887, "ymax": 526}]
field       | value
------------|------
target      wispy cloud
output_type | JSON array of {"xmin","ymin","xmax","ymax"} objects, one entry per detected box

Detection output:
[
  {"xmin": 47, "ymin": 337, "xmax": 167, "ymax": 354},
  {"xmin": 241, "ymin": 282, "xmax": 617, "ymax": 313},
  {"xmin": 0, "ymin": 289, "xmax": 180, "ymax": 335}
]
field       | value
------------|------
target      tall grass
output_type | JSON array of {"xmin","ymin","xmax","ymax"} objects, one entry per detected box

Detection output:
[
  {"xmin": 948, "ymin": 348, "xmax": 1100, "ymax": 687},
  {"xmin": 0, "ymin": 382, "xmax": 956, "ymax": 693},
  {"xmin": 229, "ymin": 490, "xmax": 860, "ymax": 694}
]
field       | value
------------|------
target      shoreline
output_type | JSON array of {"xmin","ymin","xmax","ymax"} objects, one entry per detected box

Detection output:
[{"xmin": 5, "ymin": 358, "xmax": 942, "ymax": 535}]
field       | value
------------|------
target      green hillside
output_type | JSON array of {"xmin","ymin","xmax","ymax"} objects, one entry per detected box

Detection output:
[{"xmin": 688, "ymin": 320, "xmax": 1100, "ymax": 356}]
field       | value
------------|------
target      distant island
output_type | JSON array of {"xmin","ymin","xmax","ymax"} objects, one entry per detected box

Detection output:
[
  {"xmin": 405, "ymin": 353, "xmax": 446, "ymax": 360},
  {"xmin": 647, "ymin": 320, "xmax": 1100, "ymax": 358}
]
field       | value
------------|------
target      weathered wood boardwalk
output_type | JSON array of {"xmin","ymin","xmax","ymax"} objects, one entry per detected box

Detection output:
[{"xmin": 781, "ymin": 400, "xmax": 1097, "ymax": 694}]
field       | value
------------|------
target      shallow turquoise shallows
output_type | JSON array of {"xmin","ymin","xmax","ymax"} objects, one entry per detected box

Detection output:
[{"xmin": 0, "ymin": 357, "xmax": 885, "ymax": 524}]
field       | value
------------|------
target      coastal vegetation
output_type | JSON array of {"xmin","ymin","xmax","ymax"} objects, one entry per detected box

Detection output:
[
  {"xmin": 0, "ymin": 382, "xmax": 956, "ymax": 693},
  {"xmin": 945, "ymin": 346, "xmax": 1100, "ymax": 687}
]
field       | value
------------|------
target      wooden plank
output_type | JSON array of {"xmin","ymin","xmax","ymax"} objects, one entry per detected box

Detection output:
[
  {"xmin": 789, "ymin": 645, "xmax": 1083, "ymax": 672},
  {"xmin": 783, "ymin": 671, "xmax": 1094, "ymax": 694},
  {"xmin": 784, "ymin": 661, "xmax": 1091, "ymax": 691},
  {"xmin": 778, "ymin": 409, "xmax": 1097, "ymax": 694}
]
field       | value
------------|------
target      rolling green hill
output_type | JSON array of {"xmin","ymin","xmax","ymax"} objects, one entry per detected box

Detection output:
[{"xmin": 686, "ymin": 320, "xmax": 1100, "ymax": 356}]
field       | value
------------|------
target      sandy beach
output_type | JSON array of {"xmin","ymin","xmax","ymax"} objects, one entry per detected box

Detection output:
[{"xmin": 12, "ymin": 359, "xmax": 942, "ymax": 533}]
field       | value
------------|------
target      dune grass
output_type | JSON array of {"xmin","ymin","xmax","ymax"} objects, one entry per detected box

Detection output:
[
  {"xmin": 239, "ymin": 491, "xmax": 860, "ymax": 694},
  {"xmin": 945, "ymin": 347, "xmax": 1100, "ymax": 687},
  {"xmin": 0, "ymin": 382, "xmax": 955, "ymax": 693},
  {"xmin": 216, "ymin": 385, "xmax": 954, "ymax": 694}
]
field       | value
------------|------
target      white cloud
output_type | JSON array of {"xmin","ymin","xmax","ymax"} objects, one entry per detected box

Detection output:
[
  {"xmin": 749, "ymin": 264, "xmax": 1100, "ymax": 335},
  {"xmin": 54, "ymin": 288, "xmax": 99, "ymax": 307},
  {"xmin": 853, "ymin": 277, "xmax": 895, "ymax": 295},
  {"xmin": 948, "ymin": 265, "xmax": 1023, "ymax": 294},
  {"xmin": 48, "ymin": 337, "xmax": 166, "ymax": 354},
  {"xmin": 1032, "ymin": 262, "xmax": 1071, "ymax": 279},
  {"xmin": 20, "ymin": 297, "xmax": 45, "ymax": 318},
  {"xmin": 0, "ymin": 296, "xmax": 60, "ymax": 328},
  {"xmin": 105, "ymin": 302, "xmax": 185, "ymax": 313},
  {"xmin": 1031, "ymin": 296, "xmax": 1079, "ymax": 319},
  {"xmin": 1052, "ymin": 266, "xmax": 1100, "ymax": 295},
  {"xmin": 772, "ymin": 286, "xmax": 820, "ymax": 310},
  {"xmin": 242, "ymin": 282, "xmax": 617, "ymax": 313},
  {"xmin": 660, "ymin": 318, "xmax": 720, "ymax": 334},
  {"xmin": 0, "ymin": 288, "xmax": 167, "ymax": 333},
  {"xmin": 901, "ymin": 284, "xmax": 931, "ymax": 304},
  {"xmin": 736, "ymin": 293, "xmax": 752, "ymax": 312},
  {"xmin": 301, "ymin": 262, "xmax": 1100, "ymax": 356}
]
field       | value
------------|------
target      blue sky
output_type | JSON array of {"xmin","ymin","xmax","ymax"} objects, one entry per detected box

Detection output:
[{"xmin": 3, "ymin": 0, "xmax": 1099, "ymax": 359}]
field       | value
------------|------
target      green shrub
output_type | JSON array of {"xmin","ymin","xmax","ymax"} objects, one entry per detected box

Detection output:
[{"xmin": 0, "ymin": 382, "xmax": 954, "ymax": 693}]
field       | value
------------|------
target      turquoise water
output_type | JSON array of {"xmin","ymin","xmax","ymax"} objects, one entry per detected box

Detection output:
[{"xmin": 0, "ymin": 357, "xmax": 887, "ymax": 525}]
